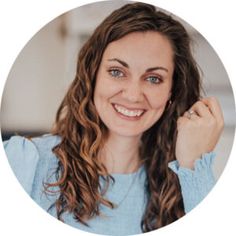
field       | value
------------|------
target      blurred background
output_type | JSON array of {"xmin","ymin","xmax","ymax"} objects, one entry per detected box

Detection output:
[{"xmin": 0, "ymin": 0, "xmax": 235, "ymax": 179}]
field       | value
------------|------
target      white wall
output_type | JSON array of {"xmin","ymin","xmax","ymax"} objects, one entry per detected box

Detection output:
[{"xmin": 1, "ymin": 16, "xmax": 67, "ymax": 132}]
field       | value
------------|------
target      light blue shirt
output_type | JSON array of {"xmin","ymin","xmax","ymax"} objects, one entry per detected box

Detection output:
[{"xmin": 3, "ymin": 134, "xmax": 216, "ymax": 235}]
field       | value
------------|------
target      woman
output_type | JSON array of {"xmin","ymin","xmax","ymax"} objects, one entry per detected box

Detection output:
[{"xmin": 3, "ymin": 2, "xmax": 224, "ymax": 235}]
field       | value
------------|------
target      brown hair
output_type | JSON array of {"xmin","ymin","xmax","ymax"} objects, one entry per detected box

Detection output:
[{"xmin": 46, "ymin": 2, "xmax": 201, "ymax": 232}]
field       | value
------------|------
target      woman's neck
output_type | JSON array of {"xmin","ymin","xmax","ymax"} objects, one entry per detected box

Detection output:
[{"xmin": 99, "ymin": 132, "xmax": 142, "ymax": 174}]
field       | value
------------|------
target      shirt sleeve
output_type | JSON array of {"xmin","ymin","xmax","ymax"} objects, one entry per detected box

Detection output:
[
  {"xmin": 168, "ymin": 152, "xmax": 216, "ymax": 213},
  {"xmin": 3, "ymin": 136, "xmax": 40, "ymax": 195}
]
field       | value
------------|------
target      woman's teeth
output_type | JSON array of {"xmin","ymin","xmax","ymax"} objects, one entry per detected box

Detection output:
[{"xmin": 114, "ymin": 104, "xmax": 144, "ymax": 117}]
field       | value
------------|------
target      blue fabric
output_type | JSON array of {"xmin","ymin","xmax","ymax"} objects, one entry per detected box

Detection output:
[
  {"xmin": 3, "ymin": 134, "xmax": 216, "ymax": 235},
  {"xmin": 168, "ymin": 153, "xmax": 216, "ymax": 213}
]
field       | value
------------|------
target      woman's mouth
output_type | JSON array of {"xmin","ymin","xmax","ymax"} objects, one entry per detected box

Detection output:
[{"xmin": 112, "ymin": 103, "xmax": 146, "ymax": 120}]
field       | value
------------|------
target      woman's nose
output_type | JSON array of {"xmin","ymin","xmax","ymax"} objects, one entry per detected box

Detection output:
[{"xmin": 122, "ymin": 80, "xmax": 144, "ymax": 103}]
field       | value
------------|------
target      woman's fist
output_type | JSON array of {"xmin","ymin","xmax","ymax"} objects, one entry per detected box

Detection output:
[{"xmin": 175, "ymin": 97, "xmax": 224, "ymax": 169}]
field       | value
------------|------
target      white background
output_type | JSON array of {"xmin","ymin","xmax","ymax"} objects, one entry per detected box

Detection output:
[{"xmin": 0, "ymin": 0, "xmax": 235, "ymax": 235}]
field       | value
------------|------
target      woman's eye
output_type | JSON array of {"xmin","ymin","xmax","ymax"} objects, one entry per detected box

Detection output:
[
  {"xmin": 146, "ymin": 76, "xmax": 162, "ymax": 84},
  {"xmin": 108, "ymin": 69, "xmax": 124, "ymax": 78}
]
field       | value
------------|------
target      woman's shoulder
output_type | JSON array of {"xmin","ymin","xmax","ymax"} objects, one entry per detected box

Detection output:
[
  {"xmin": 3, "ymin": 134, "xmax": 61, "ymax": 163},
  {"xmin": 4, "ymin": 133, "xmax": 61, "ymax": 155},
  {"xmin": 30, "ymin": 133, "xmax": 61, "ymax": 153},
  {"xmin": 3, "ymin": 133, "xmax": 61, "ymax": 195}
]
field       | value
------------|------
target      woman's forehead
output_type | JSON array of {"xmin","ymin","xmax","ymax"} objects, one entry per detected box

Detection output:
[{"xmin": 102, "ymin": 31, "xmax": 174, "ymax": 71}]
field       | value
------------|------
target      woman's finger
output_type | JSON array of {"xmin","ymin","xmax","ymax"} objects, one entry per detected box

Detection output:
[
  {"xmin": 189, "ymin": 100, "xmax": 212, "ymax": 118},
  {"xmin": 183, "ymin": 110, "xmax": 199, "ymax": 120},
  {"xmin": 200, "ymin": 97, "xmax": 224, "ymax": 125}
]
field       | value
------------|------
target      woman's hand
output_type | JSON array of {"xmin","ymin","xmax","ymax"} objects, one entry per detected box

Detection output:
[{"xmin": 175, "ymin": 97, "xmax": 224, "ymax": 169}]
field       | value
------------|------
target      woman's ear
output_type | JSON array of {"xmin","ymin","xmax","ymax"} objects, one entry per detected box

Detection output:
[{"xmin": 165, "ymin": 92, "xmax": 172, "ymax": 109}]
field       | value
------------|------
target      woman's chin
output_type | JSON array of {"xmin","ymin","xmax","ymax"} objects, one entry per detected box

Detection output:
[{"xmin": 109, "ymin": 128, "xmax": 144, "ymax": 138}]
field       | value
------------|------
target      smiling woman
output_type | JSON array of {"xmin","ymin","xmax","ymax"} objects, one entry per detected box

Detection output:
[
  {"xmin": 94, "ymin": 31, "xmax": 173, "ymax": 140},
  {"xmin": 3, "ymin": 2, "xmax": 224, "ymax": 235}
]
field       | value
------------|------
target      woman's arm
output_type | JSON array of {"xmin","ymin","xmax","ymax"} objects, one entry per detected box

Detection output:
[
  {"xmin": 168, "ymin": 152, "xmax": 216, "ymax": 213},
  {"xmin": 169, "ymin": 96, "xmax": 224, "ymax": 212},
  {"xmin": 3, "ymin": 136, "xmax": 40, "ymax": 195}
]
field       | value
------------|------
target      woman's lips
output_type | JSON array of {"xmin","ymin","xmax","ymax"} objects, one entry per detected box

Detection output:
[{"xmin": 112, "ymin": 103, "xmax": 146, "ymax": 120}]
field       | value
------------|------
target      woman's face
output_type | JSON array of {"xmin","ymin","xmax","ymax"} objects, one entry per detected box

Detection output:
[{"xmin": 94, "ymin": 31, "xmax": 174, "ymax": 137}]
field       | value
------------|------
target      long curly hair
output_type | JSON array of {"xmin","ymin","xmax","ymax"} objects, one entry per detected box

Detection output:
[{"xmin": 46, "ymin": 2, "xmax": 201, "ymax": 232}]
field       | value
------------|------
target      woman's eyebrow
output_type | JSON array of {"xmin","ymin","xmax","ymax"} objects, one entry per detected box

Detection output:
[
  {"xmin": 108, "ymin": 58, "xmax": 129, "ymax": 68},
  {"xmin": 107, "ymin": 58, "xmax": 168, "ymax": 73},
  {"xmin": 146, "ymin": 67, "xmax": 168, "ymax": 73}
]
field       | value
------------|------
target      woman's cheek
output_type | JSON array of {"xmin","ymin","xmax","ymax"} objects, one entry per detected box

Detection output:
[{"xmin": 148, "ymin": 92, "xmax": 170, "ymax": 109}]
